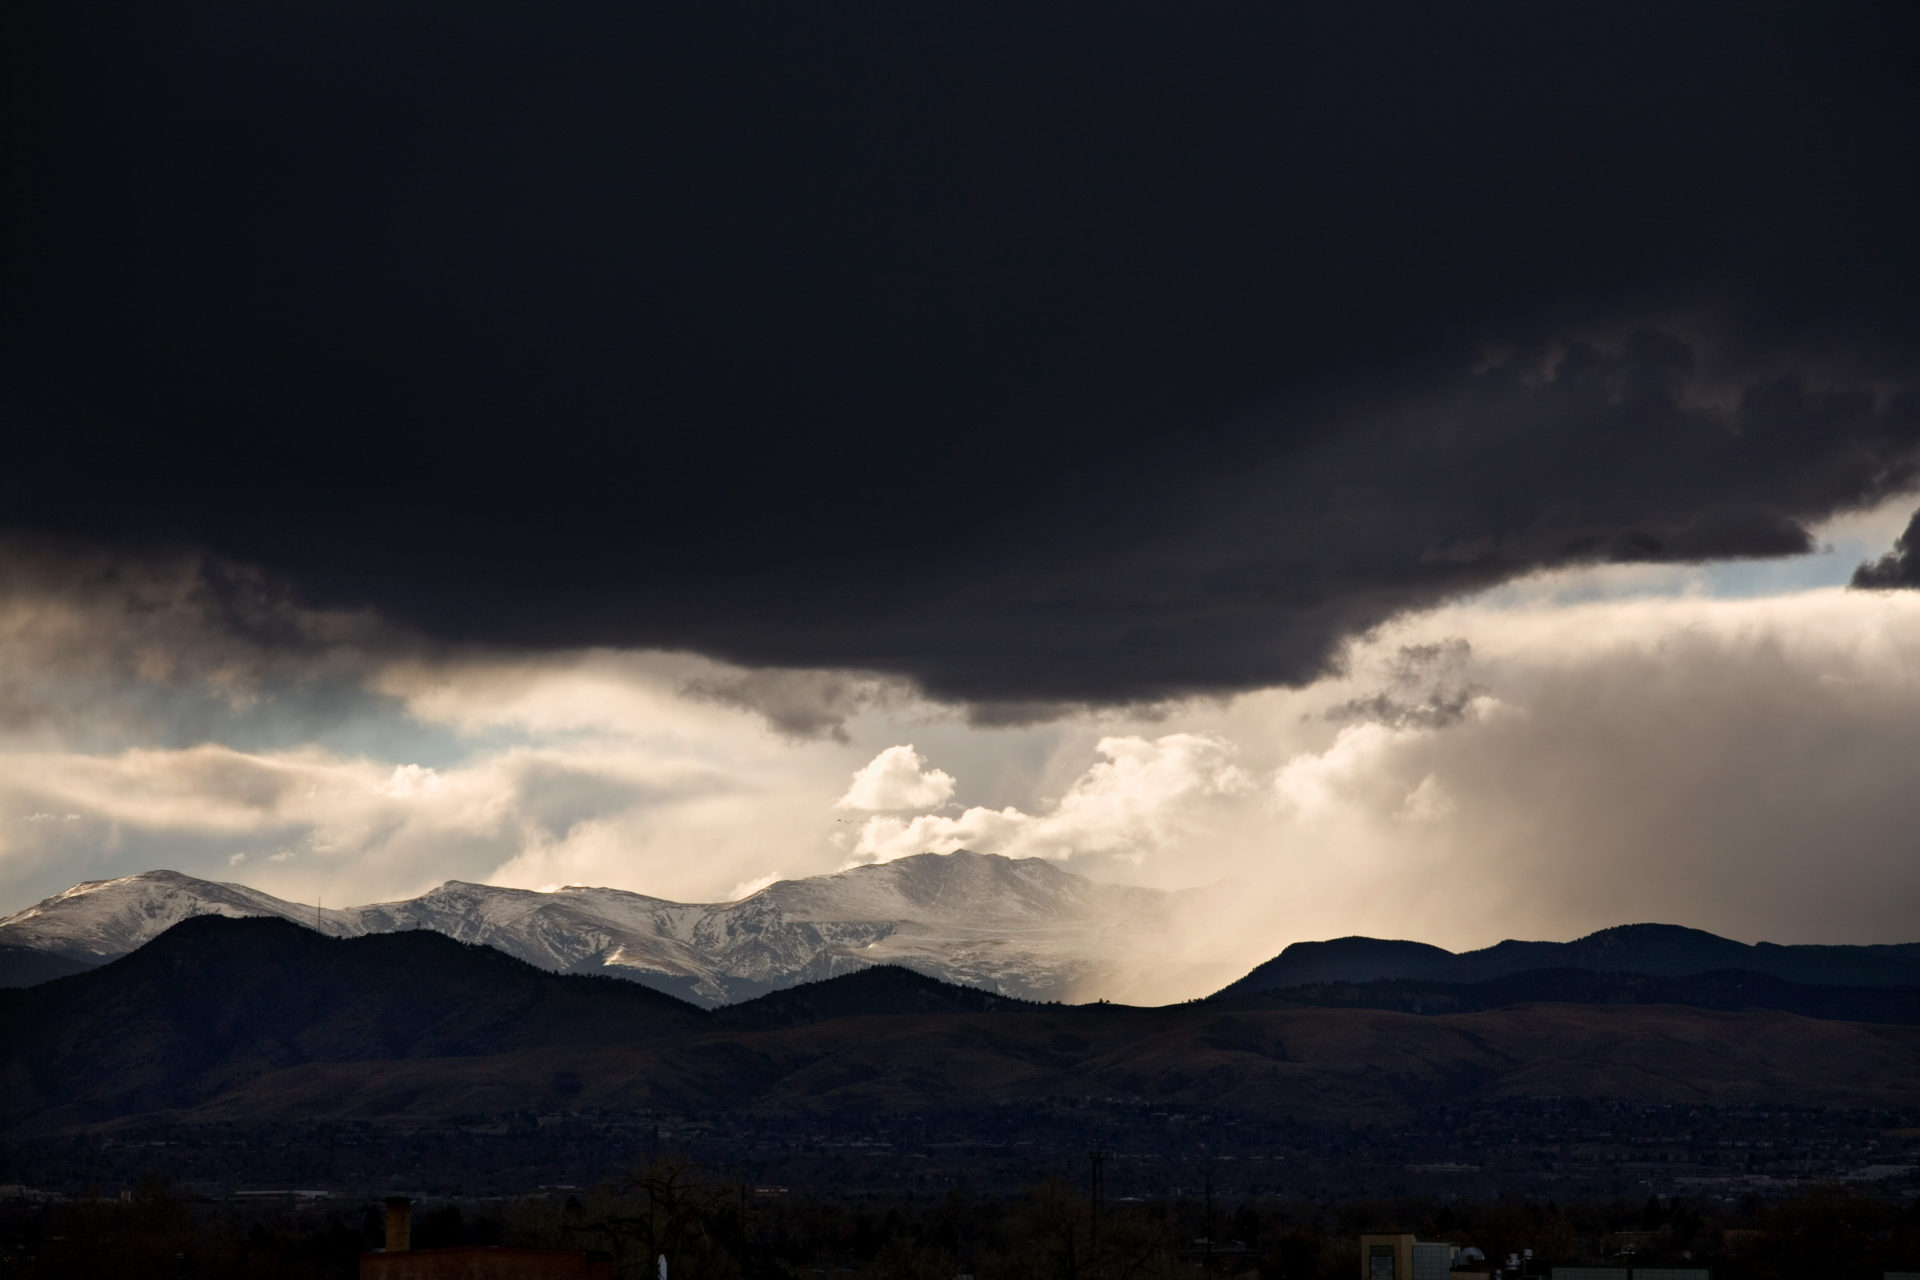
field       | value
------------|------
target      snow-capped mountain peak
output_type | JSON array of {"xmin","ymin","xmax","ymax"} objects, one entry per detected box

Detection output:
[
  {"xmin": 0, "ymin": 852, "xmax": 1187, "ymax": 1005},
  {"xmin": 0, "ymin": 869, "xmax": 360, "ymax": 961}
]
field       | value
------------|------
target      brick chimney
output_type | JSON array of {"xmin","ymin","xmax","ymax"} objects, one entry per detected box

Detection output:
[{"xmin": 384, "ymin": 1197, "xmax": 411, "ymax": 1252}]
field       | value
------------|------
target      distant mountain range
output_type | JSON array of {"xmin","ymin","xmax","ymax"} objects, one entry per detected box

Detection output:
[
  {"xmin": 0, "ymin": 852, "xmax": 1180, "ymax": 1004},
  {"xmin": 9, "ymin": 860, "xmax": 1920, "ymax": 1012},
  {"xmin": 6, "ymin": 915, "xmax": 1920, "ymax": 1138},
  {"xmin": 1213, "ymin": 923, "xmax": 1920, "ymax": 996}
]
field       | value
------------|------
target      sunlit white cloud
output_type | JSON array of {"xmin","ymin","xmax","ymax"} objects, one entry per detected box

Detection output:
[
  {"xmin": 834, "ymin": 745, "xmax": 956, "ymax": 811},
  {"xmin": 380, "ymin": 763, "xmax": 463, "ymax": 799},
  {"xmin": 725, "ymin": 870, "xmax": 781, "ymax": 901},
  {"xmin": 844, "ymin": 732, "xmax": 1253, "ymax": 866}
]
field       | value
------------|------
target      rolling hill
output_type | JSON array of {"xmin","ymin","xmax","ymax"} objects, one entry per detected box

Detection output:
[
  {"xmin": 1216, "ymin": 923, "xmax": 1920, "ymax": 996},
  {"xmin": 7, "ymin": 916, "xmax": 1920, "ymax": 1138},
  {"xmin": 1214, "ymin": 965, "xmax": 1920, "ymax": 1025}
]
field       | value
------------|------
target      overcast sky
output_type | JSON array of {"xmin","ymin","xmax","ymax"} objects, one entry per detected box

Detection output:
[{"xmin": 5, "ymin": 2, "xmax": 1920, "ymax": 987}]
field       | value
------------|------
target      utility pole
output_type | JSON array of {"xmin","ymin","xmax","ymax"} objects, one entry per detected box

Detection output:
[
  {"xmin": 1203, "ymin": 1163, "xmax": 1213, "ymax": 1272},
  {"xmin": 1088, "ymin": 1149, "xmax": 1106, "ymax": 1280}
]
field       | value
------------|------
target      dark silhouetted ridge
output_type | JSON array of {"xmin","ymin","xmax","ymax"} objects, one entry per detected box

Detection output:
[
  {"xmin": 8, "ymin": 914, "xmax": 1920, "ymax": 1136},
  {"xmin": 0, "ymin": 944, "xmax": 95, "ymax": 988},
  {"xmin": 1216, "ymin": 924, "xmax": 1920, "ymax": 997},
  {"xmin": 1215, "ymin": 966, "xmax": 1920, "ymax": 1025},
  {"xmin": 0, "ymin": 914, "xmax": 705, "ymax": 1130},
  {"xmin": 712, "ymin": 964, "xmax": 1037, "ymax": 1030},
  {"xmin": 1216, "ymin": 936, "xmax": 1457, "ymax": 994}
]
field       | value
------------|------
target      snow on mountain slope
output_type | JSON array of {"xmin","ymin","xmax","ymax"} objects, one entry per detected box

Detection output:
[
  {"xmin": 740, "ymin": 851, "xmax": 1172, "ymax": 1001},
  {"xmin": 0, "ymin": 869, "xmax": 364, "ymax": 961},
  {"xmin": 0, "ymin": 852, "xmax": 1183, "ymax": 1005}
]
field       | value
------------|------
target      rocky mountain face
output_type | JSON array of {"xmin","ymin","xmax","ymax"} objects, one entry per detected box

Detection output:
[
  {"xmin": 0, "ymin": 851, "xmax": 1175, "ymax": 1004},
  {"xmin": 1215, "ymin": 922, "xmax": 1920, "ymax": 997}
]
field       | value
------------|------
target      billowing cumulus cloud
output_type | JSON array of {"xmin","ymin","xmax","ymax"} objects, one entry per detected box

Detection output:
[
  {"xmin": 845, "ymin": 733, "xmax": 1254, "ymax": 867},
  {"xmin": 834, "ymin": 746, "xmax": 956, "ymax": 812}
]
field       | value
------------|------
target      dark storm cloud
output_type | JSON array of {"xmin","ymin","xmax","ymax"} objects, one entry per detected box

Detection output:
[
  {"xmin": 1852, "ymin": 512, "xmax": 1920, "ymax": 589},
  {"xmin": 7, "ymin": 1, "xmax": 1919, "ymax": 704},
  {"xmin": 0, "ymin": 539, "xmax": 414, "ymax": 750},
  {"xmin": 678, "ymin": 668, "xmax": 906, "ymax": 743},
  {"xmin": 1327, "ymin": 640, "xmax": 1482, "ymax": 731}
]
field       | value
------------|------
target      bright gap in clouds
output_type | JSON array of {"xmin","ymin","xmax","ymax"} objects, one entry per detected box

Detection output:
[
  {"xmin": 1475, "ymin": 496, "xmax": 1919, "ymax": 608},
  {"xmin": 3, "ymin": 500, "xmax": 1920, "ymax": 990}
]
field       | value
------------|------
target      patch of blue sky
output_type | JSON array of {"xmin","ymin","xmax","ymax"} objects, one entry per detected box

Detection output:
[
  {"xmin": 39, "ymin": 675, "xmax": 532, "ymax": 768},
  {"xmin": 1691, "ymin": 544, "xmax": 1864, "ymax": 598},
  {"xmin": 1471, "ymin": 522, "xmax": 1898, "ymax": 611}
]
